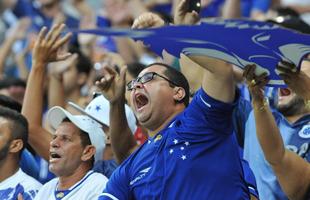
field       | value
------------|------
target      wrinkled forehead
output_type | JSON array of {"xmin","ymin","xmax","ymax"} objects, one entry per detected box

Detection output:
[
  {"xmin": 138, "ymin": 65, "xmax": 166, "ymax": 77},
  {"xmin": 53, "ymin": 121, "xmax": 80, "ymax": 136}
]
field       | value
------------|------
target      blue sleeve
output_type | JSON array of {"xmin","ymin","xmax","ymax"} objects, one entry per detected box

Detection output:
[
  {"xmin": 12, "ymin": 0, "xmax": 33, "ymax": 18},
  {"xmin": 98, "ymin": 164, "xmax": 131, "ymax": 200},
  {"xmin": 232, "ymin": 94, "xmax": 252, "ymax": 148},
  {"xmin": 251, "ymin": 0, "xmax": 271, "ymax": 12},
  {"xmin": 241, "ymin": 159, "xmax": 259, "ymax": 199},
  {"xmin": 176, "ymin": 88, "xmax": 237, "ymax": 141},
  {"xmin": 20, "ymin": 149, "xmax": 40, "ymax": 180}
]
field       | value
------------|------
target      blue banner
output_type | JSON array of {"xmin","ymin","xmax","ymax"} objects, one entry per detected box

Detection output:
[{"xmin": 76, "ymin": 18, "xmax": 310, "ymax": 86}]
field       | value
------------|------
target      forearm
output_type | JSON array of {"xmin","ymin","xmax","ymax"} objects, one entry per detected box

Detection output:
[
  {"xmin": 252, "ymin": 99, "xmax": 286, "ymax": 166},
  {"xmin": 22, "ymin": 63, "xmax": 52, "ymax": 160},
  {"xmin": 110, "ymin": 99, "xmax": 138, "ymax": 164},
  {"xmin": 28, "ymin": 125, "xmax": 52, "ymax": 161},
  {"xmin": 0, "ymin": 36, "xmax": 16, "ymax": 73},
  {"xmin": 188, "ymin": 55, "xmax": 235, "ymax": 103},
  {"xmin": 22, "ymin": 64, "xmax": 46, "ymax": 125},
  {"xmin": 222, "ymin": 0, "xmax": 241, "ymax": 19},
  {"xmin": 48, "ymin": 74, "xmax": 66, "ymax": 108}
]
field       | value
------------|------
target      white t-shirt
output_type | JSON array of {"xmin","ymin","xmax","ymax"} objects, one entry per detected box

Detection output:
[
  {"xmin": 0, "ymin": 168, "xmax": 42, "ymax": 200},
  {"xmin": 35, "ymin": 170, "xmax": 108, "ymax": 200}
]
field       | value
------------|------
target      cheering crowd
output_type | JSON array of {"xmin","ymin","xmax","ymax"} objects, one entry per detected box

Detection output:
[{"xmin": 0, "ymin": 0, "xmax": 310, "ymax": 199}]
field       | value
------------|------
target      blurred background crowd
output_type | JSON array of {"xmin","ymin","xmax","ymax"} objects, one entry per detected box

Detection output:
[{"xmin": 0, "ymin": 0, "xmax": 310, "ymax": 199}]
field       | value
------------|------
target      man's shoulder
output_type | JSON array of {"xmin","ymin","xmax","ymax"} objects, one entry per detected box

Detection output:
[
  {"xmin": 17, "ymin": 169, "xmax": 42, "ymax": 191},
  {"xmin": 87, "ymin": 171, "xmax": 109, "ymax": 184}
]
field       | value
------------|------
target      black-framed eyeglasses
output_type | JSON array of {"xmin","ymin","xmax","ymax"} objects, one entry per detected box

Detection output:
[{"xmin": 127, "ymin": 72, "xmax": 179, "ymax": 91}]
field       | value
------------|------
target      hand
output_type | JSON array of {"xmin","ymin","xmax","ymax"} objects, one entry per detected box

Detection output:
[
  {"xmin": 243, "ymin": 64, "xmax": 268, "ymax": 102},
  {"xmin": 32, "ymin": 24, "xmax": 72, "ymax": 67},
  {"xmin": 277, "ymin": 60, "xmax": 310, "ymax": 100},
  {"xmin": 17, "ymin": 193, "xmax": 23, "ymax": 200},
  {"xmin": 7, "ymin": 17, "xmax": 31, "ymax": 41},
  {"xmin": 95, "ymin": 65, "xmax": 127, "ymax": 104},
  {"xmin": 132, "ymin": 12, "xmax": 165, "ymax": 29},
  {"xmin": 174, "ymin": 0, "xmax": 200, "ymax": 25},
  {"xmin": 48, "ymin": 53, "xmax": 78, "ymax": 80}
]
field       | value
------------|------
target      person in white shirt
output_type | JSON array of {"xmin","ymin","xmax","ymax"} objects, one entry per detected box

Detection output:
[
  {"xmin": 18, "ymin": 24, "xmax": 108, "ymax": 200},
  {"xmin": 34, "ymin": 106, "xmax": 108, "ymax": 200},
  {"xmin": 0, "ymin": 106, "xmax": 42, "ymax": 200}
]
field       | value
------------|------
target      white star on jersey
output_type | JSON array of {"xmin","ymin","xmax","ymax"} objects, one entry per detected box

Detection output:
[{"xmin": 181, "ymin": 155, "xmax": 187, "ymax": 160}]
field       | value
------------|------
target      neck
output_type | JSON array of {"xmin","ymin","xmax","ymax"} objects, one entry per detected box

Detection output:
[
  {"xmin": 148, "ymin": 109, "xmax": 183, "ymax": 137},
  {"xmin": 0, "ymin": 155, "xmax": 19, "ymax": 182},
  {"xmin": 57, "ymin": 164, "xmax": 91, "ymax": 190}
]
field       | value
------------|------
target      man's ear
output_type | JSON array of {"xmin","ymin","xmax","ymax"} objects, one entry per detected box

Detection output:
[
  {"xmin": 9, "ymin": 139, "xmax": 23, "ymax": 153},
  {"xmin": 81, "ymin": 145, "xmax": 96, "ymax": 162},
  {"xmin": 173, "ymin": 87, "xmax": 186, "ymax": 103}
]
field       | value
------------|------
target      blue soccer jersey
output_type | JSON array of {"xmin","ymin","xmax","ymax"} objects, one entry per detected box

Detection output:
[
  {"xmin": 234, "ymin": 97, "xmax": 310, "ymax": 200},
  {"xmin": 99, "ymin": 88, "xmax": 251, "ymax": 199}
]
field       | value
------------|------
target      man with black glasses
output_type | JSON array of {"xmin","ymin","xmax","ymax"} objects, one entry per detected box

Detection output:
[{"xmin": 96, "ymin": 58, "xmax": 253, "ymax": 199}]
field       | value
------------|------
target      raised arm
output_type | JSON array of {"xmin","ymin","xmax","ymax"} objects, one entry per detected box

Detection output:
[
  {"xmin": 22, "ymin": 24, "xmax": 72, "ymax": 160},
  {"xmin": 96, "ymin": 66, "xmax": 138, "ymax": 164},
  {"xmin": 173, "ymin": 0, "xmax": 235, "ymax": 103},
  {"xmin": 243, "ymin": 64, "xmax": 310, "ymax": 200}
]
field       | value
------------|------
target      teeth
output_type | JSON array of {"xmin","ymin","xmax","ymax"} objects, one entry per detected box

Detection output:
[{"xmin": 50, "ymin": 153, "xmax": 61, "ymax": 158}]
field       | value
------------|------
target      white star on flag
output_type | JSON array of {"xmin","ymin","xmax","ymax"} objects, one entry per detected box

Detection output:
[
  {"xmin": 169, "ymin": 149, "xmax": 174, "ymax": 154},
  {"xmin": 184, "ymin": 141, "xmax": 190, "ymax": 146},
  {"xmin": 181, "ymin": 155, "xmax": 187, "ymax": 160},
  {"xmin": 180, "ymin": 147, "xmax": 184, "ymax": 150},
  {"xmin": 173, "ymin": 139, "xmax": 178, "ymax": 144}
]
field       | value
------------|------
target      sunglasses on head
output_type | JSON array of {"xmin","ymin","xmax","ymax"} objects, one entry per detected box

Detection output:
[{"xmin": 126, "ymin": 72, "xmax": 179, "ymax": 91}]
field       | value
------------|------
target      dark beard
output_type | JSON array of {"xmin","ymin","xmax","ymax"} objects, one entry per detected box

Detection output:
[
  {"xmin": 0, "ymin": 142, "xmax": 10, "ymax": 163},
  {"xmin": 277, "ymin": 96, "xmax": 306, "ymax": 117}
]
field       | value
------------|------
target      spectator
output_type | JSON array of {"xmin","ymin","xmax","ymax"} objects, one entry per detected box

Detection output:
[
  {"xmin": 242, "ymin": 61, "xmax": 310, "ymax": 200},
  {"xmin": 232, "ymin": 28, "xmax": 310, "ymax": 200},
  {"xmin": 0, "ymin": 106, "xmax": 42, "ymax": 199},
  {"xmin": 0, "ymin": 77, "xmax": 26, "ymax": 105},
  {"xmin": 32, "ymin": 106, "xmax": 108, "ymax": 200},
  {"xmin": 0, "ymin": 94, "xmax": 40, "ymax": 181},
  {"xmin": 96, "ymin": 6, "xmax": 253, "ymax": 196},
  {"xmin": 96, "ymin": 59, "xmax": 252, "ymax": 199}
]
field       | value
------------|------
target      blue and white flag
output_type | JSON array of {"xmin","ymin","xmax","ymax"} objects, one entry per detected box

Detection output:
[{"xmin": 77, "ymin": 18, "xmax": 310, "ymax": 86}]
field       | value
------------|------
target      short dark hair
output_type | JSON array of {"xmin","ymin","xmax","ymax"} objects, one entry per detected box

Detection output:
[
  {"xmin": 0, "ymin": 107, "xmax": 28, "ymax": 152},
  {"xmin": 146, "ymin": 63, "xmax": 190, "ymax": 106},
  {"xmin": 127, "ymin": 62, "xmax": 146, "ymax": 78},
  {"xmin": 68, "ymin": 45, "xmax": 92, "ymax": 75},
  {"xmin": 0, "ymin": 77, "xmax": 26, "ymax": 90},
  {"xmin": 0, "ymin": 94, "xmax": 22, "ymax": 112}
]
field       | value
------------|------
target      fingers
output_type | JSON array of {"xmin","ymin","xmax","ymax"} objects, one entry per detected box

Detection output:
[
  {"xmin": 279, "ymin": 60, "xmax": 296, "ymax": 70},
  {"xmin": 177, "ymin": 0, "xmax": 188, "ymax": 15},
  {"xmin": 120, "ymin": 66, "xmax": 127, "ymax": 82},
  {"xmin": 95, "ymin": 65, "xmax": 116, "ymax": 91},
  {"xmin": 52, "ymin": 32, "xmax": 72, "ymax": 52},
  {"xmin": 36, "ymin": 27, "xmax": 48, "ymax": 45},
  {"xmin": 45, "ymin": 24, "xmax": 61, "ymax": 42},
  {"xmin": 243, "ymin": 64, "xmax": 269, "ymax": 89},
  {"xmin": 18, "ymin": 193, "xmax": 23, "ymax": 200},
  {"xmin": 132, "ymin": 13, "xmax": 164, "ymax": 29},
  {"xmin": 243, "ymin": 64, "xmax": 256, "ymax": 81},
  {"xmin": 57, "ymin": 52, "xmax": 73, "ymax": 61},
  {"xmin": 48, "ymin": 24, "xmax": 66, "ymax": 47}
]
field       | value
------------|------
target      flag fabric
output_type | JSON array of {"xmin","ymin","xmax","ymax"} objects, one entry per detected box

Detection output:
[{"xmin": 76, "ymin": 18, "xmax": 310, "ymax": 86}]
